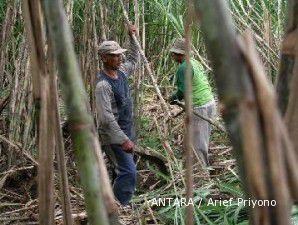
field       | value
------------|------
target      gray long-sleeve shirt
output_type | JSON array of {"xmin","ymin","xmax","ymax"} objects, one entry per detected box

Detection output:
[{"xmin": 95, "ymin": 36, "xmax": 139, "ymax": 145}]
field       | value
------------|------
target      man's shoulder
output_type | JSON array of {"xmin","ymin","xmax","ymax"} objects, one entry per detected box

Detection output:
[
  {"xmin": 190, "ymin": 58, "xmax": 203, "ymax": 69},
  {"xmin": 96, "ymin": 77, "xmax": 111, "ymax": 92},
  {"xmin": 177, "ymin": 61, "xmax": 187, "ymax": 75},
  {"xmin": 179, "ymin": 60, "xmax": 187, "ymax": 68}
]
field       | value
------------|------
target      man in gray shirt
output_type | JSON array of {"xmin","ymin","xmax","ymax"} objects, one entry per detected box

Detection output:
[{"xmin": 96, "ymin": 25, "xmax": 139, "ymax": 205}]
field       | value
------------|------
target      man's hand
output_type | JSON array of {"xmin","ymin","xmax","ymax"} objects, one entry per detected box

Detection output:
[
  {"xmin": 168, "ymin": 95, "xmax": 177, "ymax": 105},
  {"xmin": 218, "ymin": 102, "xmax": 225, "ymax": 115},
  {"xmin": 121, "ymin": 140, "xmax": 135, "ymax": 153}
]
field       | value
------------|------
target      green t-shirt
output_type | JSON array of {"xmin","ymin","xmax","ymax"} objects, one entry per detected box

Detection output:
[{"xmin": 172, "ymin": 58, "xmax": 214, "ymax": 106}]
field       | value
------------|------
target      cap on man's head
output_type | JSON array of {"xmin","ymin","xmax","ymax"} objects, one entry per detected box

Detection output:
[
  {"xmin": 170, "ymin": 38, "xmax": 186, "ymax": 55},
  {"xmin": 98, "ymin": 41, "xmax": 127, "ymax": 55}
]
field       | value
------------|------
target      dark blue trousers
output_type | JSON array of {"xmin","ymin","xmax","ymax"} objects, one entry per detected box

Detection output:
[{"xmin": 104, "ymin": 144, "xmax": 137, "ymax": 205}]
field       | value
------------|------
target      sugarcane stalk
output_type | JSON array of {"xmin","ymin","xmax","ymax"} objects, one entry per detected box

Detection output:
[
  {"xmin": 42, "ymin": 0, "xmax": 109, "ymax": 224},
  {"xmin": 23, "ymin": 1, "xmax": 56, "ymax": 224},
  {"xmin": 173, "ymin": 101, "xmax": 226, "ymax": 133},
  {"xmin": 184, "ymin": 2, "xmax": 194, "ymax": 224},
  {"xmin": 193, "ymin": 1, "xmax": 292, "ymax": 224},
  {"xmin": 276, "ymin": 0, "xmax": 298, "ymax": 114},
  {"xmin": 48, "ymin": 46, "xmax": 73, "ymax": 224},
  {"xmin": 119, "ymin": 0, "xmax": 171, "ymax": 117}
]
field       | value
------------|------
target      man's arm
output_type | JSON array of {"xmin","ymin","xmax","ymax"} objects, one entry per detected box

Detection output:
[
  {"xmin": 120, "ymin": 25, "xmax": 140, "ymax": 76},
  {"xmin": 170, "ymin": 67, "xmax": 186, "ymax": 103},
  {"xmin": 95, "ymin": 81, "xmax": 129, "ymax": 145}
]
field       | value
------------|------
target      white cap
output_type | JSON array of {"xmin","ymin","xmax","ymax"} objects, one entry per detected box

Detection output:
[{"xmin": 98, "ymin": 41, "xmax": 127, "ymax": 55}]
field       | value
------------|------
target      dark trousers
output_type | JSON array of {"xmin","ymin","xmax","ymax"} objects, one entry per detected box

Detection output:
[{"xmin": 103, "ymin": 144, "xmax": 137, "ymax": 205}]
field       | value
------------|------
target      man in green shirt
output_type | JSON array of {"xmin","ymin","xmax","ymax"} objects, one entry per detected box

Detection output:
[{"xmin": 169, "ymin": 38, "xmax": 216, "ymax": 166}]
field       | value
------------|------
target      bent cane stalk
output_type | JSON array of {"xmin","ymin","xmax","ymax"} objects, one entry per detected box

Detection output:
[{"xmin": 42, "ymin": 0, "xmax": 109, "ymax": 224}]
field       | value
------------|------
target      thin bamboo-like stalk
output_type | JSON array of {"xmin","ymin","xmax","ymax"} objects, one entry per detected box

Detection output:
[
  {"xmin": 285, "ymin": 35, "xmax": 298, "ymax": 158},
  {"xmin": 91, "ymin": 2, "xmax": 99, "ymax": 115},
  {"xmin": 38, "ymin": 65, "xmax": 55, "ymax": 225},
  {"xmin": 65, "ymin": 0, "xmax": 73, "ymax": 25},
  {"xmin": 134, "ymin": 0, "xmax": 139, "ymax": 36},
  {"xmin": 173, "ymin": 101, "xmax": 226, "ymax": 132},
  {"xmin": 140, "ymin": 0, "xmax": 145, "ymax": 120},
  {"xmin": 22, "ymin": 0, "xmax": 45, "ymax": 99},
  {"xmin": 277, "ymin": 0, "xmax": 283, "ymax": 37},
  {"xmin": 23, "ymin": 1, "xmax": 56, "ymax": 224},
  {"xmin": 132, "ymin": 0, "xmax": 141, "ymax": 139},
  {"xmin": 80, "ymin": 0, "xmax": 97, "ymax": 116},
  {"xmin": 263, "ymin": 4, "xmax": 272, "ymax": 80},
  {"xmin": 21, "ymin": 0, "xmax": 43, "ymax": 155},
  {"xmin": 93, "ymin": 138, "xmax": 123, "ymax": 225},
  {"xmin": 279, "ymin": 116, "xmax": 298, "ymax": 199},
  {"xmin": 18, "ymin": 55, "xmax": 31, "ymax": 156},
  {"xmin": 42, "ymin": 0, "xmax": 109, "ymax": 224},
  {"xmin": 48, "ymin": 47, "xmax": 73, "ymax": 225},
  {"xmin": 80, "ymin": 0, "xmax": 92, "ymax": 84},
  {"xmin": 0, "ymin": 0, "xmax": 16, "ymax": 88},
  {"xmin": 119, "ymin": 0, "xmax": 171, "ymax": 117},
  {"xmin": 7, "ymin": 42, "xmax": 21, "ymax": 167},
  {"xmin": 22, "ymin": 63, "xmax": 34, "ymax": 149},
  {"xmin": 240, "ymin": 31, "xmax": 291, "ymax": 224},
  {"xmin": 98, "ymin": 0, "xmax": 107, "ymax": 41},
  {"xmin": 184, "ymin": 1, "xmax": 194, "ymax": 225},
  {"xmin": 276, "ymin": 0, "xmax": 298, "ymax": 114}
]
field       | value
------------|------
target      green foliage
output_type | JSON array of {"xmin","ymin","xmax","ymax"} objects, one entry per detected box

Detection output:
[
  {"xmin": 136, "ymin": 114, "xmax": 249, "ymax": 224},
  {"xmin": 0, "ymin": 0, "xmax": 7, "ymax": 26},
  {"xmin": 138, "ymin": 116, "xmax": 163, "ymax": 150}
]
